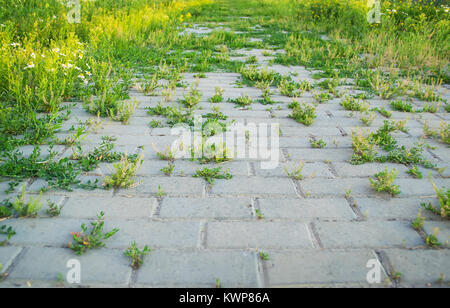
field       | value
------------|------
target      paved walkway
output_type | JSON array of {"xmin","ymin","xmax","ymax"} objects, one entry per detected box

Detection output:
[{"xmin": 0, "ymin": 23, "xmax": 449, "ymax": 288}]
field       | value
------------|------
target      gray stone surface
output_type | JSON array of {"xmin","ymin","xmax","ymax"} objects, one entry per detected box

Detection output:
[
  {"xmin": 266, "ymin": 249, "xmax": 388, "ymax": 287},
  {"xmin": 62, "ymin": 196, "xmax": 157, "ymax": 219},
  {"xmin": 207, "ymin": 221, "xmax": 314, "ymax": 249},
  {"xmin": 384, "ymin": 249, "xmax": 450, "ymax": 287},
  {"xmin": 210, "ymin": 177, "xmax": 297, "ymax": 196},
  {"xmin": 159, "ymin": 197, "xmax": 253, "ymax": 219},
  {"xmin": 422, "ymin": 221, "xmax": 450, "ymax": 247},
  {"xmin": 0, "ymin": 247, "xmax": 22, "ymax": 274},
  {"xmin": 257, "ymin": 198, "xmax": 355, "ymax": 220},
  {"xmin": 8, "ymin": 247, "xmax": 131, "ymax": 286},
  {"xmin": 136, "ymin": 250, "xmax": 260, "ymax": 287},
  {"xmin": 314, "ymin": 221, "xmax": 424, "ymax": 248}
]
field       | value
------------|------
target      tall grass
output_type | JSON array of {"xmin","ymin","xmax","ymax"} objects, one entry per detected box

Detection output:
[{"xmin": 0, "ymin": 0, "xmax": 211, "ymax": 151}]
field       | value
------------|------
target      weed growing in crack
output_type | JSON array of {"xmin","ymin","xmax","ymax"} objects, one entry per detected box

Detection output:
[
  {"xmin": 193, "ymin": 167, "xmax": 232, "ymax": 185},
  {"xmin": 255, "ymin": 209, "xmax": 265, "ymax": 219},
  {"xmin": 340, "ymin": 96, "xmax": 368, "ymax": 112},
  {"xmin": 425, "ymin": 227, "xmax": 441, "ymax": 248},
  {"xmin": 156, "ymin": 185, "xmax": 166, "ymax": 198},
  {"xmin": 11, "ymin": 184, "xmax": 43, "ymax": 217},
  {"xmin": 278, "ymin": 78, "xmax": 301, "ymax": 97},
  {"xmin": 310, "ymin": 138, "xmax": 326, "ymax": 148},
  {"xmin": 155, "ymin": 146, "xmax": 176, "ymax": 163},
  {"xmin": 150, "ymin": 119, "xmax": 162, "ymax": 128},
  {"xmin": 259, "ymin": 251, "xmax": 270, "ymax": 261},
  {"xmin": 423, "ymin": 121, "xmax": 449, "ymax": 145},
  {"xmin": 372, "ymin": 107, "xmax": 392, "ymax": 118},
  {"xmin": 161, "ymin": 163, "xmax": 175, "ymax": 176},
  {"xmin": 313, "ymin": 91, "xmax": 332, "ymax": 103},
  {"xmin": 350, "ymin": 130, "xmax": 378, "ymax": 164},
  {"xmin": 46, "ymin": 201, "xmax": 63, "ymax": 217},
  {"xmin": 125, "ymin": 241, "xmax": 151, "ymax": 269},
  {"xmin": 0, "ymin": 225, "xmax": 16, "ymax": 246},
  {"xmin": 288, "ymin": 103, "xmax": 316, "ymax": 126},
  {"xmin": 103, "ymin": 153, "xmax": 143, "ymax": 189},
  {"xmin": 284, "ymin": 161, "xmax": 305, "ymax": 180},
  {"xmin": 136, "ymin": 74, "xmax": 159, "ymax": 96},
  {"xmin": 421, "ymin": 177, "xmax": 449, "ymax": 219},
  {"xmin": 180, "ymin": 81, "xmax": 202, "ymax": 108},
  {"xmin": 390, "ymin": 100, "xmax": 415, "ymax": 113},
  {"xmin": 407, "ymin": 165, "xmax": 422, "ymax": 179},
  {"xmin": 412, "ymin": 210, "xmax": 425, "ymax": 231},
  {"xmin": 191, "ymin": 139, "xmax": 232, "ymax": 164},
  {"xmin": 209, "ymin": 87, "xmax": 225, "ymax": 103},
  {"xmin": 369, "ymin": 167, "xmax": 400, "ymax": 196},
  {"xmin": 69, "ymin": 211, "xmax": 119, "ymax": 255},
  {"xmin": 228, "ymin": 94, "xmax": 253, "ymax": 108},
  {"xmin": 360, "ymin": 111, "xmax": 376, "ymax": 126}
]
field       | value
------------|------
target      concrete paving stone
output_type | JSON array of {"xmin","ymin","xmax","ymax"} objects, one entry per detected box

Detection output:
[
  {"xmin": 279, "ymin": 136, "xmax": 353, "ymax": 148},
  {"xmin": 144, "ymin": 135, "xmax": 183, "ymax": 150},
  {"xmin": 394, "ymin": 178, "xmax": 448, "ymax": 196},
  {"xmin": 354, "ymin": 197, "xmax": 435, "ymax": 220},
  {"xmin": 136, "ymin": 250, "xmax": 259, "ymax": 287},
  {"xmin": 220, "ymin": 110, "xmax": 270, "ymax": 118},
  {"xmin": 0, "ymin": 247, "xmax": 22, "ymax": 274},
  {"xmin": 15, "ymin": 145, "xmax": 66, "ymax": 158},
  {"xmin": 245, "ymin": 117, "xmax": 305, "ymax": 127},
  {"xmin": 422, "ymin": 221, "xmax": 450, "ymax": 247},
  {"xmin": 106, "ymin": 220, "xmax": 200, "ymax": 249},
  {"xmin": 121, "ymin": 176, "xmax": 205, "ymax": 196},
  {"xmin": 266, "ymin": 249, "xmax": 388, "ymax": 287},
  {"xmin": 159, "ymin": 197, "xmax": 253, "ymax": 219},
  {"xmin": 286, "ymin": 148, "xmax": 353, "ymax": 162},
  {"xmin": 257, "ymin": 198, "xmax": 355, "ymax": 220},
  {"xmin": 333, "ymin": 162, "xmax": 410, "ymax": 178},
  {"xmin": 61, "ymin": 196, "xmax": 156, "ymax": 219},
  {"xmin": 383, "ymin": 249, "xmax": 450, "ymax": 287},
  {"xmin": 97, "ymin": 125, "xmax": 151, "ymax": 136},
  {"xmin": 26, "ymin": 177, "xmax": 113, "ymax": 197},
  {"xmin": 60, "ymin": 143, "xmax": 142, "ymax": 158},
  {"xmin": 138, "ymin": 160, "xmax": 249, "ymax": 177},
  {"xmin": 300, "ymin": 177, "xmax": 447, "ymax": 197},
  {"xmin": 7, "ymin": 247, "xmax": 131, "ymax": 286},
  {"xmin": 207, "ymin": 221, "xmax": 314, "ymax": 249},
  {"xmin": 314, "ymin": 221, "xmax": 424, "ymax": 248},
  {"xmin": 341, "ymin": 127, "xmax": 409, "ymax": 138},
  {"xmin": 254, "ymin": 162, "xmax": 334, "ymax": 178},
  {"xmin": 280, "ymin": 126, "xmax": 342, "ymax": 137},
  {"xmin": 300, "ymin": 178, "xmax": 372, "ymax": 197},
  {"xmin": 81, "ymin": 133, "xmax": 155, "ymax": 146},
  {"xmin": 427, "ymin": 144, "xmax": 450, "ymax": 162},
  {"xmin": 0, "ymin": 218, "xmax": 81, "ymax": 247},
  {"xmin": 209, "ymin": 177, "xmax": 297, "ymax": 196}
]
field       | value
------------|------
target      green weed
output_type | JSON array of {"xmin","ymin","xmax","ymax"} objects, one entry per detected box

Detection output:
[{"xmin": 69, "ymin": 211, "xmax": 119, "ymax": 255}]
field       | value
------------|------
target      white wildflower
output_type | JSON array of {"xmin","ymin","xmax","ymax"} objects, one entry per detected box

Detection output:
[{"xmin": 24, "ymin": 62, "xmax": 35, "ymax": 69}]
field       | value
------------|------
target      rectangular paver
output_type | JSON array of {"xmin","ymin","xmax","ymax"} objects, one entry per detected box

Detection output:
[
  {"xmin": 8, "ymin": 247, "xmax": 131, "ymax": 286},
  {"xmin": 136, "ymin": 250, "xmax": 259, "ymax": 287},
  {"xmin": 257, "ymin": 198, "xmax": 355, "ymax": 220},
  {"xmin": 159, "ymin": 197, "xmax": 253, "ymax": 219},
  {"xmin": 207, "ymin": 221, "xmax": 314, "ymax": 249},
  {"xmin": 314, "ymin": 221, "xmax": 424, "ymax": 248},
  {"xmin": 383, "ymin": 249, "xmax": 450, "ymax": 287},
  {"xmin": 267, "ymin": 249, "xmax": 388, "ymax": 287}
]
